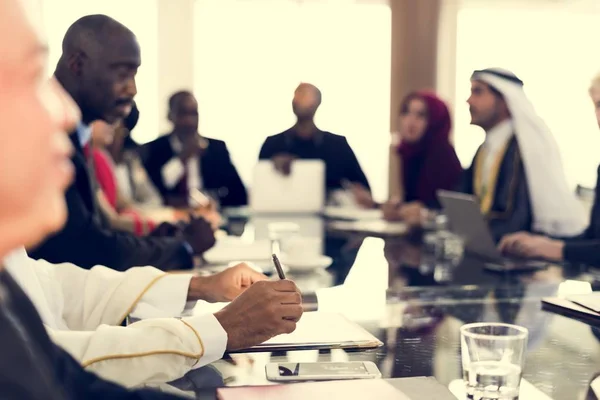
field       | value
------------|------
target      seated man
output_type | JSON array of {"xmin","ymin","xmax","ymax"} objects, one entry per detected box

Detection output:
[
  {"xmin": 142, "ymin": 91, "xmax": 247, "ymax": 208},
  {"xmin": 0, "ymin": 5, "xmax": 302, "ymax": 397},
  {"xmin": 29, "ymin": 15, "xmax": 215, "ymax": 272},
  {"xmin": 258, "ymin": 83, "xmax": 372, "ymax": 205},
  {"xmin": 500, "ymin": 72, "xmax": 600, "ymax": 265},
  {"xmin": 5, "ymin": 247, "xmax": 301, "ymax": 387},
  {"xmin": 461, "ymin": 68, "xmax": 586, "ymax": 241}
]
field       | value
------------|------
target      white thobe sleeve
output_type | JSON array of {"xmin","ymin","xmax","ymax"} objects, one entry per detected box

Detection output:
[
  {"xmin": 48, "ymin": 313, "xmax": 227, "ymax": 388},
  {"xmin": 45, "ymin": 264, "xmax": 227, "ymax": 387}
]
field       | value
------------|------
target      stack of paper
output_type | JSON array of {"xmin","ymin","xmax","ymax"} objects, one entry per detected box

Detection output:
[{"xmin": 229, "ymin": 312, "xmax": 383, "ymax": 353}]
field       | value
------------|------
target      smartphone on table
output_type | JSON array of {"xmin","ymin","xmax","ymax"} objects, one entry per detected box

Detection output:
[{"xmin": 265, "ymin": 361, "xmax": 381, "ymax": 382}]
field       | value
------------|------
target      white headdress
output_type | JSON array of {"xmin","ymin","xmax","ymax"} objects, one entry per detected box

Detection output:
[{"xmin": 472, "ymin": 68, "xmax": 586, "ymax": 237}]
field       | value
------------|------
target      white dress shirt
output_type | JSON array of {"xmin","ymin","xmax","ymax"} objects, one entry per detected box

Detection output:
[
  {"xmin": 161, "ymin": 135, "xmax": 203, "ymax": 193},
  {"xmin": 3, "ymin": 248, "xmax": 227, "ymax": 388},
  {"xmin": 480, "ymin": 119, "xmax": 514, "ymax": 189}
]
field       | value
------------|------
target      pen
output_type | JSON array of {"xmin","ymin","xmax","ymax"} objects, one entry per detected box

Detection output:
[{"xmin": 272, "ymin": 253, "xmax": 286, "ymax": 280}]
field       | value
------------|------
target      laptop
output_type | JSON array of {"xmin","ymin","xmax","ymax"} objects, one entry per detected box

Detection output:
[
  {"xmin": 250, "ymin": 160, "xmax": 325, "ymax": 214},
  {"xmin": 437, "ymin": 190, "xmax": 548, "ymax": 271}
]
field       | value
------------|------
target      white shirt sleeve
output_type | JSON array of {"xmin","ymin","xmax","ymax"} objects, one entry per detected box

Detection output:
[{"xmin": 162, "ymin": 157, "xmax": 186, "ymax": 189}]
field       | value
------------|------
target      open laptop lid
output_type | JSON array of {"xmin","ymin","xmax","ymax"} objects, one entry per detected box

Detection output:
[
  {"xmin": 437, "ymin": 190, "xmax": 502, "ymax": 261},
  {"xmin": 251, "ymin": 160, "xmax": 325, "ymax": 214}
]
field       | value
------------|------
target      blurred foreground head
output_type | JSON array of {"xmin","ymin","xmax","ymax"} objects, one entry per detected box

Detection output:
[{"xmin": 0, "ymin": 0, "xmax": 80, "ymax": 256}]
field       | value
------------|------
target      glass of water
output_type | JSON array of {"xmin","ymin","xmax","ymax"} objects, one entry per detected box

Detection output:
[{"xmin": 460, "ymin": 323, "xmax": 528, "ymax": 400}]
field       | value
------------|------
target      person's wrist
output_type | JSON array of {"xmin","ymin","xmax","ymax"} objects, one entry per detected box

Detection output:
[
  {"xmin": 187, "ymin": 276, "xmax": 211, "ymax": 301},
  {"xmin": 213, "ymin": 309, "xmax": 235, "ymax": 350},
  {"xmin": 550, "ymin": 240, "xmax": 565, "ymax": 261}
]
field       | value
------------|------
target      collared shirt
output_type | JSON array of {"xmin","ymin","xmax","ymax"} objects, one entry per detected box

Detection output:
[
  {"xmin": 162, "ymin": 134, "xmax": 203, "ymax": 193},
  {"xmin": 76, "ymin": 122, "xmax": 92, "ymax": 147},
  {"xmin": 480, "ymin": 119, "xmax": 514, "ymax": 188}
]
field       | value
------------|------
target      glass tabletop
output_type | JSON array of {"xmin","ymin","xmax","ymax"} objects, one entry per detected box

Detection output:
[{"xmin": 190, "ymin": 211, "xmax": 600, "ymax": 399}]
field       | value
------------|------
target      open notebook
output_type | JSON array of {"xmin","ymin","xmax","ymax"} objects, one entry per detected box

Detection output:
[{"xmin": 228, "ymin": 312, "xmax": 383, "ymax": 354}]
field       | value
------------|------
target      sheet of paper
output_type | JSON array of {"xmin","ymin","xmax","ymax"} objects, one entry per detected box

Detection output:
[
  {"xmin": 448, "ymin": 378, "xmax": 553, "ymax": 400},
  {"xmin": 257, "ymin": 312, "xmax": 379, "ymax": 347},
  {"xmin": 203, "ymin": 237, "xmax": 271, "ymax": 263},
  {"xmin": 217, "ymin": 379, "xmax": 410, "ymax": 400},
  {"xmin": 567, "ymin": 292, "xmax": 600, "ymax": 313},
  {"xmin": 323, "ymin": 206, "xmax": 383, "ymax": 221},
  {"xmin": 329, "ymin": 220, "xmax": 407, "ymax": 235}
]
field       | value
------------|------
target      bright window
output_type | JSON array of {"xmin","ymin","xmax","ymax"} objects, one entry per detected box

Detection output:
[
  {"xmin": 454, "ymin": 3, "xmax": 600, "ymax": 188},
  {"xmin": 40, "ymin": 0, "xmax": 159, "ymax": 143},
  {"xmin": 194, "ymin": 0, "xmax": 391, "ymax": 200}
]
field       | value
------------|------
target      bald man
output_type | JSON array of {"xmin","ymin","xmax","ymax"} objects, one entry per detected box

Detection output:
[
  {"xmin": 142, "ymin": 91, "xmax": 248, "ymax": 208},
  {"xmin": 259, "ymin": 83, "xmax": 371, "ymax": 204},
  {"xmin": 29, "ymin": 15, "xmax": 216, "ymax": 272}
]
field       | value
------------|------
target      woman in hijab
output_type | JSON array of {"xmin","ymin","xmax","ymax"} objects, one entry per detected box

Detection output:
[{"xmin": 382, "ymin": 91, "xmax": 463, "ymax": 223}]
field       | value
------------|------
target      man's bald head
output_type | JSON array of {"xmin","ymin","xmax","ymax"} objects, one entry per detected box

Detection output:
[
  {"xmin": 168, "ymin": 90, "xmax": 199, "ymax": 137},
  {"xmin": 61, "ymin": 14, "xmax": 133, "ymax": 59},
  {"xmin": 55, "ymin": 14, "xmax": 140, "ymax": 125},
  {"xmin": 292, "ymin": 83, "xmax": 322, "ymax": 121}
]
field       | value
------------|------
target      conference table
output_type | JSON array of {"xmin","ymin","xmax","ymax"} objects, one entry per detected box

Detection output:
[{"xmin": 182, "ymin": 209, "xmax": 600, "ymax": 400}]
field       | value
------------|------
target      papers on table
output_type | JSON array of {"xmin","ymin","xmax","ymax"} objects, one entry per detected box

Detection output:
[
  {"xmin": 329, "ymin": 220, "xmax": 407, "ymax": 236},
  {"xmin": 203, "ymin": 236, "xmax": 271, "ymax": 264},
  {"xmin": 449, "ymin": 378, "xmax": 554, "ymax": 400},
  {"xmin": 229, "ymin": 312, "xmax": 383, "ymax": 353},
  {"xmin": 217, "ymin": 379, "xmax": 409, "ymax": 400},
  {"xmin": 323, "ymin": 206, "xmax": 383, "ymax": 221}
]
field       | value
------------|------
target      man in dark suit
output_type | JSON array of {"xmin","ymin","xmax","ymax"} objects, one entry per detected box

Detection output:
[
  {"xmin": 142, "ymin": 91, "xmax": 247, "ymax": 208},
  {"xmin": 259, "ymin": 83, "xmax": 371, "ymax": 201},
  {"xmin": 29, "ymin": 15, "xmax": 215, "ymax": 272}
]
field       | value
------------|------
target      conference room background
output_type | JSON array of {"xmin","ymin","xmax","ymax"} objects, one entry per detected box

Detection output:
[{"xmin": 40, "ymin": 0, "xmax": 600, "ymax": 201}]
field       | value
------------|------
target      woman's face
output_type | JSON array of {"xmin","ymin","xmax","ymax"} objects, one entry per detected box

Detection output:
[{"xmin": 399, "ymin": 98, "xmax": 428, "ymax": 143}]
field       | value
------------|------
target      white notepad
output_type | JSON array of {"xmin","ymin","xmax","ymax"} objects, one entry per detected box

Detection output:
[{"xmin": 229, "ymin": 312, "xmax": 383, "ymax": 353}]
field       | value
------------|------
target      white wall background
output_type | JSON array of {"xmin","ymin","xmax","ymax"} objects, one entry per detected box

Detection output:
[
  {"xmin": 194, "ymin": 0, "xmax": 391, "ymax": 201},
  {"xmin": 441, "ymin": 0, "xmax": 600, "ymax": 189}
]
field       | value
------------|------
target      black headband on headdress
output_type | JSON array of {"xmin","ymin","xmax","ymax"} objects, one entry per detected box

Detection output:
[{"xmin": 472, "ymin": 69, "xmax": 524, "ymax": 86}]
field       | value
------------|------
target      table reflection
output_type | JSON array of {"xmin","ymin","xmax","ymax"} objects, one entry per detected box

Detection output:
[{"xmin": 190, "ymin": 211, "xmax": 600, "ymax": 399}]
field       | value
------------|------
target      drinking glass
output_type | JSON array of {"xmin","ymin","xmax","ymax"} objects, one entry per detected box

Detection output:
[{"xmin": 461, "ymin": 323, "xmax": 528, "ymax": 400}]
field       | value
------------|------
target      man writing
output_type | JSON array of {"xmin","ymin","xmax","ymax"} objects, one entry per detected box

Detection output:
[
  {"xmin": 29, "ymin": 14, "xmax": 215, "ymax": 272},
  {"xmin": 0, "ymin": 3, "xmax": 302, "ymax": 398}
]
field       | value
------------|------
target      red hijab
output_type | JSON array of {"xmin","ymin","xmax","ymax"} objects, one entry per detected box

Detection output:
[{"xmin": 397, "ymin": 91, "xmax": 462, "ymax": 207}]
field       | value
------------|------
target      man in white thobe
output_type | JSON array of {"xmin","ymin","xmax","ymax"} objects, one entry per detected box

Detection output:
[{"xmin": 4, "ymin": 247, "xmax": 292, "ymax": 388}]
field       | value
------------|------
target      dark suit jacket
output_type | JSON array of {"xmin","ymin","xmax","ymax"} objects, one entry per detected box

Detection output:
[
  {"xmin": 0, "ymin": 270, "xmax": 185, "ymax": 400},
  {"xmin": 563, "ymin": 165, "xmax": 600, "ymax": 266},
  {"xmin": 29, "ymin": 133, "xmax": 193, "ymax": 272},
  {"xmin": 258, "ymin": 129, "xmax": 371, "ymax": 193},
  {"xmin": 141, "ymin": 135, "xmax": 247, "ymax": 208},
  {"xmin": 462, "ymin": 137, "xmax": 533, "ymax": 242}
]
